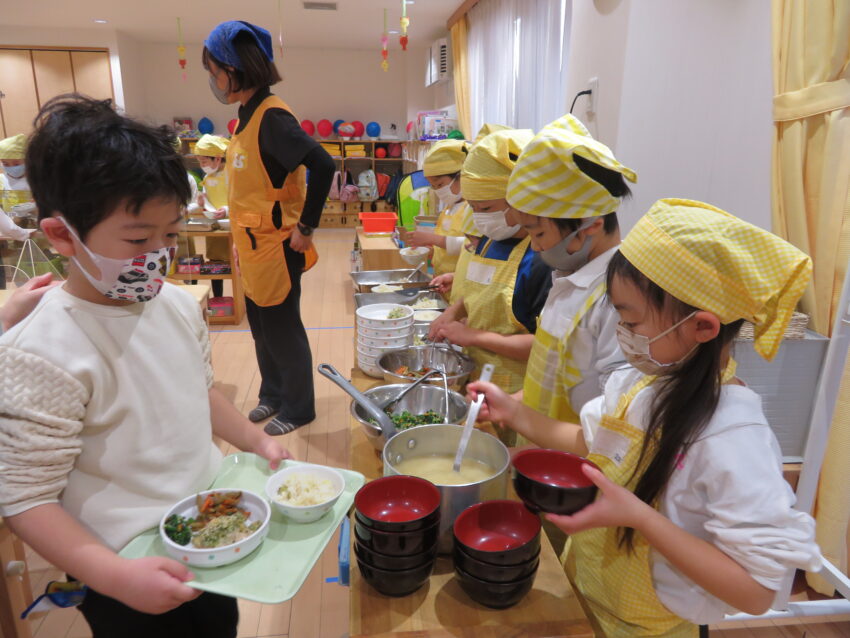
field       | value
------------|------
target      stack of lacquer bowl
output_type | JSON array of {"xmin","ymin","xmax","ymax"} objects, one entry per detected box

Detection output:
[
  {"xmin": 355, "ymin": 303, "xmax": 414, "ymax": 377},
  {"xmin": 452, "ymin": 500, "xmax": 541, "ymax": 609},
  {"xmin": 353, "ymin": 475, "xmax": 441, "ymax": 596}
]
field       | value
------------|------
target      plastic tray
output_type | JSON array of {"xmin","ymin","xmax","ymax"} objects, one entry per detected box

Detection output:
[{"xmin": 119, "ymin": 454, "xmax": 365, "ymax": 603}]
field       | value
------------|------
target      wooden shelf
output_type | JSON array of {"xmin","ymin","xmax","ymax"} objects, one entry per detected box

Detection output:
[
  {"xmin": 168, "ymin": 273, "xmax": 233, "ymax": 281},
  {"xmin": 209, "ymin": 314, "xmax": 238, "ymax": 325}
]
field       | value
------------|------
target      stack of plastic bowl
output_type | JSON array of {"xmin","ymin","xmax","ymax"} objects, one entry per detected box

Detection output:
[
  {"xmin": 452, "ymin": 500, "xmax": 542, "ymax": 609},
  {"xmin": 353, "ymin": 475, "xmax": 441, "ymax": 597},
  {"xmin": 355, "ymin": 303, "xmax": 414, "ymax": 377}
]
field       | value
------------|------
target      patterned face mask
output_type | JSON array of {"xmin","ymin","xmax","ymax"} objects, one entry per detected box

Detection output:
[{"xmin": 59, "ymin": 216, "xmax": 174, "ymax": 302}]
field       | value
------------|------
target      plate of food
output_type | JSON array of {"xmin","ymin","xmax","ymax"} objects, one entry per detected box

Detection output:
[{"xmin": 120, "ymin": 454, "xmax": 365, "ymax": 604}]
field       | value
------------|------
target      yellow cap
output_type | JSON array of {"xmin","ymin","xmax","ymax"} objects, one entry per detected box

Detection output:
[
  {"xmin": 423, "ymin": 139, "xmax": 468, "ymax": 177},
  {"xmin": 0, "ymin": 134, "xmax": 27, "ymax": 160},
  {"xmin": 620, "ymin": 198, "xmax": 812, "ymax": 361},
  {"xmin": 460, "ymin": 129, "xmax": 534, "ymax": 201},
  {"xmin": 194, "ymin": 134, "xmax": 229, "ymax": 157},
  {"xmin": 472, "ymin": 123, "xmax": 511, "ymax": 146},
  {"xmin": 458, "ymin": 203, "xmax": 482, "ymax": 237},
  {"xmin": 506, "ymin": 114, "xmax": 636, "ymax": 219}
]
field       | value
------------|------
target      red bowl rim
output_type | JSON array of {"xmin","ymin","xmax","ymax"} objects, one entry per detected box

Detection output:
[
  {"xmin": 354, "ymin": 475, "xmax": 441, "ymax": 524},
  {"xmin": 511, "ymin": 449, "xmax": 600, "ymax": 489},
  {"xmin": 453, "ymin": 499, "xmax": 541, "ymax": 551}
]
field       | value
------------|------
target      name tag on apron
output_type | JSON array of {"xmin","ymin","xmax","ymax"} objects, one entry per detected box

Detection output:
[
  {"xmin": 466, "ymin": 261, "xmax": 496, "ymax": 285},
  {"xmin": 592, "ymin": 427, "xmax": 632, "ymax": 466}
]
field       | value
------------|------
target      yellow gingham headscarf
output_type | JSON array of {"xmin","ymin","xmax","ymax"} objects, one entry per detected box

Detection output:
[
  {"xmin": 620, "ymin": 198, "xmax": 813, "ymax": 361},
  {"xmin": 194, "ymin": 134, "xmax": 229, "ymax": 157},
  {"xmin": 472, "ymin": 123, "xmax": 511, "ymax": 146},
  {"xmin": 506, "ymin": 114, "xmax": 636, "ymax": 219},
  {"xmin": 0, "ymin": 134, "xmax": 27, "ymax": 160},
  {"xmin": 423, "ymin": 139, "xmax": 468, "ymax": 177},
  {"xmin": 460, "ymin": 129, "xmax": 534, "ymax": 202}
]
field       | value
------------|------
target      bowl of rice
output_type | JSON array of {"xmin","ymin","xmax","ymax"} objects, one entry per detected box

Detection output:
[{"xmin": 265, "ymin": 464, "xmax": 347, "ymax": 523}]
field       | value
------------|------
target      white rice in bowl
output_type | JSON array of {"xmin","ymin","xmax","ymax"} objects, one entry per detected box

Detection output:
[{"xmin": 276, "ymin": 473, "xmax": 338, "ymax": 506}]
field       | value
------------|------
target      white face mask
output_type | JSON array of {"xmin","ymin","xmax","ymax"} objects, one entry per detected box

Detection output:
[
  {"xmin": 472, "ymin": 209, "xmax": 521, "ymax": 241},
  {"xmin": 201, "ymin": 165, "xmax": 219, "ymax": 175},
  {"xmin": 434, "ymin": 180, "xmax": 462, "ymax": 207},
  {"xmin": 616, "ymin": 311, "xmax": 698, "ymax": 376},
  {"xmin": 3, "ymin": 164, "xmax": 25, "ymax": 179},
  {"xmin": 60, "ymin": 217, "xmax": 175, "ymax": 303}
]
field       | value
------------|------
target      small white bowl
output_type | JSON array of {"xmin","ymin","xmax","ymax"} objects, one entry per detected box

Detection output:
[
  {"xmin": 357, "ymin": 356, "xmax": 384, "ymax": 377},
  {"xmin": 265, "ymin": 464, "xmax": 346, "ymax": 523},
  {"xmin": 399, "ymin": 246, "xmax": 430, "ymax": 266},
  {"xmin": 357, "ymin": 324, "xmax": 413, "ymax": 338},
  {"xmin": 358, "ymin": 332, "xmax": 413, "ymax": 349},
  {"xmin": 414, "ymin": 309, "xmax": 442, "ymax": 323},
  {"xmin": 159, "ymin": 488, "xmax": 270, "ymax": 568},
  {"xmin": 357, "ymin": 343, "xmax": 408, "ymax": 359},
  {"xmin": 356, "ymin": 303, "xmax": 415, "ymax": 329}
]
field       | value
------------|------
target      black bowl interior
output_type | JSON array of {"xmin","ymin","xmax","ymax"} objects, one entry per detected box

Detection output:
[
  {"xmin": 355, "ymin": 538, "xmax": 437, "ymax": 571},
  {"xmin": 453, "ymin": 500, "xmax": 541, "ymax": 564},
  {"xmin": 357, "ymin": 555, "xmax": 434, "ymax": 597},
  {"xmin": 452, "ymin": 544, "xmax": 539, "ymax": 583},
  {"xmin": 354, "ymin": 475, "xmax": 441, "ymax": 531},
  {"xmin": 454, "ymin": 564, "xmax": 536, "ymax": 609},
  {"xmin": 355, "ymin": 519, "xmax": 439, "ymax": 557}
]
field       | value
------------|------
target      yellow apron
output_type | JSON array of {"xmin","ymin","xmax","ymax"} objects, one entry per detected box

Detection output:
[
  {"xmin": 431, "ymin": 201, "xmax": 468, "ymax": 276},
  {"xmin": 565, "ymin": 362, "xmax": 737, "ymax": 637},
  {"xmin": 226, "ymin": 95, "xmax": 318, "ymax": 307},
  {"xmin": 523, "ymin": 281, "xmax": 606, "ymax": 423},
  {"xmin": 449, "ymin": 244, "xmax": 474, "ymax": 306},
  {"xmin": 201, "ymin": 169, "xmax": 231, "ymax": 262}
]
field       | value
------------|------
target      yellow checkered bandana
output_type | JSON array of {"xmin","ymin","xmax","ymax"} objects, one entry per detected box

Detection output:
[
  {"xmin": 461, "ymin": 129, "xmax": 534, "ymax": 202},
  {"xmin": 423, "ymin": 139, "xmax": 468, "ymax": 177},
  {"xmin": 458, "ymin": 203, "xmax": 482, "ymax": 237},
  {"xmin": 194, "ymin": 134, "xmax": 229, "ymax": 157},
  {"xmin": 472, "ymin": 123, "xmax": 511, "ymax": 146},
  {"xmin": 0, "ymin": 134, "xmax": 27, "ymax": 160},
  {"xmin": 620, "ymin": 198, "xmax": 813, "ymax": 361},
  {"xmin": 506, "ymin": 114, "xmax": 636, "ymax": 219}
]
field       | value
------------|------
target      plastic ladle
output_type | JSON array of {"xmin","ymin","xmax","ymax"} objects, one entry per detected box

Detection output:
[
  {"xmin": 452, "ymin": 363, "xmax": 494, "ymax": 472},
  {"xmin": 317, "ymin": 363, "xmax": 397, "ymax": 441}
]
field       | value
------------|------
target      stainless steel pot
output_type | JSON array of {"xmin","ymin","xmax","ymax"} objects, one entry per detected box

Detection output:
[
  {"xmin": 382, "ymin": 424, "xmax": 510, "ymax": 553},
  {"xmin": 378, "ymin": 345, "xmax": 475, "ymax": 390},
  {"xmin": 350, "ymin": 384, "xmax": 469, "ymax": 451}
]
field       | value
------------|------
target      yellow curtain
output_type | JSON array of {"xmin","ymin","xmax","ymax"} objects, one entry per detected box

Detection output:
[
  {"xmin": 450, "ymin": 15, "xmax": 472, "ymax": 139},
  {"xmin": 771, "ymin": 0, "xmax": 850, "ymax": 594}
]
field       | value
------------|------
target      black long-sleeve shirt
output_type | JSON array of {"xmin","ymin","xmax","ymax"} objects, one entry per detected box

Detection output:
[{"xmin": 236, "ymin": 87, "xmax": 335, "ymax": 228}]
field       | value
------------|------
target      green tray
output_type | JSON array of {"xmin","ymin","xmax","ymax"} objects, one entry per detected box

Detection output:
[{"xmin": 119, "ymin": 453, "xmax": 365, "ymax": 604}]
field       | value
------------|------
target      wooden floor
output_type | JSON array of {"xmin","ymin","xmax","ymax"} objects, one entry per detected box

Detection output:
[{"xmin": 20, "ymin": 229, "xmax": 850, "ymax": 638}]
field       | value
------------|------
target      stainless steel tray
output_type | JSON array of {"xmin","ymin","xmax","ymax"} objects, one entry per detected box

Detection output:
[
  {"xmin": 354, "ymin": 290, "xmax": 447, "ymax": 309},
  {"xmin": 350, "ymin": 269, "xmax": 430, "ymax": 292}
]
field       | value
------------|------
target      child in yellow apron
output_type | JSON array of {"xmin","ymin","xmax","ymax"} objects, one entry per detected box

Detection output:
[
  {"xmin": 0, "ymin": 133, "xmax": 35, "ymax": 213},
  {"xmin": 467, "ymin": 199, "xmax": 822, "ymax": 636},
  {"xmin": 402, "ymin": 139, "xmax": 468, "ymax": 275},
  {"xmin": 429, "ymin": 129, "xmax": 551, "ymax": 446},
  {"xmin": 193, "ymin": 134, "xmax": 232, "ymax": 297}
]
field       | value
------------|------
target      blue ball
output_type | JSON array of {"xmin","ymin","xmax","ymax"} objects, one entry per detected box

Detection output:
[
  {"xmin": 333, "ymin": 119, "xmax": 345, "ymax": 134},
  {"xmin": 197, "ymin": 117, "xmax": 214, "ymax": 134},
  {"xmin": 366, "ymin": 121, "xmax": 381, "ymax": 138}
]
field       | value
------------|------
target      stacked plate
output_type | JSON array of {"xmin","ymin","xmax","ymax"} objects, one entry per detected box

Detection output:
[{"xmin": 355, "ymin": 303, "xmax": 415, "ymax": 377}]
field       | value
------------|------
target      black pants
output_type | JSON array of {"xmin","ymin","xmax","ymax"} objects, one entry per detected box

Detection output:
[
  {"xmin": 77, "ymin": 586, "xmax": 238, "ymax": 638},
  {"xmin": 244, "ymin": 239, "xmax": 315, "ymax": 425}
]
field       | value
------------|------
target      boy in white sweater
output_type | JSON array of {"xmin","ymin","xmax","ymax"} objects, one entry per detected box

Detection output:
[{"xmin": 0, "ymin": 95, "xmax": 290, "ymax": 637}]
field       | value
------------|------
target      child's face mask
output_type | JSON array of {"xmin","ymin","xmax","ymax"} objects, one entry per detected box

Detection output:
[
  {"xmin": 473, "ymin": 209, "xmax": 521, "ymax": 241},
  {"xmin": 616, "ymin": 311, "xmax": 698, "ymax": 376},
  {"xmin": 59, "ymin": 216, "xmax": 174, "ymax": 302},
  {"xmin": 3, "ymin": 164, "xmax": 25, "ymax": 179},
  {"xmin": 434, "ymin": 180, "xmax": 462, "ymax": 207}
]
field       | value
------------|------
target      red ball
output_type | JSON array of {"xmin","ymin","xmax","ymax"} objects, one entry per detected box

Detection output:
[
  {"xmin": 301, "ymin": 119, "xmax": 315, "ymax": 136},
  {"xmin": 317, "ymin": 119, "xmax": 333, "ymax": 138},
  {"xmin": 227, "ymin": 119, "xmax": 238, "ymax": 134},
  {"xmin": 352, "ymin": 121, "xmax": 365, "ymax": 137},
  {"xmin": 375, "ymin": 147, "xmax": 387, "ymax": 158}
]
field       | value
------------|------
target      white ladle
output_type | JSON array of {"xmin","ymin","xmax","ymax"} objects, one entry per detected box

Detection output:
[{"xmin": 452, "ymin": 363, "xmax": 494, "ymax": 472}]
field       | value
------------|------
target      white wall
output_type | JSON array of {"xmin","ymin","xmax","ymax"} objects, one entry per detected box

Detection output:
[{"xmin": 614, "ymin": 0, "xmax": 773, "ymax": 232}]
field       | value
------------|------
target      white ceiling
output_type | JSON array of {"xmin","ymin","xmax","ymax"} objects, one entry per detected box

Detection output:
[{"xmin": 1, "ymin": 0, "xmax": 459, "ymax": 49}]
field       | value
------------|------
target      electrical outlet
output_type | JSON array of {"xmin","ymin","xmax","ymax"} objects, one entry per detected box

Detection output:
[{"xmin": 587, "ymin": 77, "xmax": 598, "ymax": 115}]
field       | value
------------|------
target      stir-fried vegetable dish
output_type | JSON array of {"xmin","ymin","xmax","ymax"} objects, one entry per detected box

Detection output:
[{"xmin": 163, "ymin": 491, "xmax": 261, "ymax": 548}]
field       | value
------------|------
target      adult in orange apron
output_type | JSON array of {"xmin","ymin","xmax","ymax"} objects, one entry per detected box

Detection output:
[{"xmin": 205, "ymin": 20, "xmax": 335, "ymax": 434}]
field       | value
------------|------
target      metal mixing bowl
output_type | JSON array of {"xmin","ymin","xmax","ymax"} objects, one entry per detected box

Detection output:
[{"xmin": 378, "ymin": 346, "xmax": 474, "ymax": 390}]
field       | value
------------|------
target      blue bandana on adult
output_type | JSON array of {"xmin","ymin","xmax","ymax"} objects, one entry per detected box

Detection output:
[{"xmin": 204, "ymin": 21, "xmax": 274, "ymax": 70}]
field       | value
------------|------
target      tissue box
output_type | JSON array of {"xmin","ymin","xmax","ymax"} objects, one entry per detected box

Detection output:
[
  {"xmin": 177, "ymin": 255, "xmax": 203, "ymax": 274},
  {"xmin": 208, "ymin": 296, "xmax": 234, "ymax": 316}
]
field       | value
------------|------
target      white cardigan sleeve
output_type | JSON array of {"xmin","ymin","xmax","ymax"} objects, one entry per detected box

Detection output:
[{"xmin": 0, "ymin": 346, "xmax": 88, "ymax": 516}]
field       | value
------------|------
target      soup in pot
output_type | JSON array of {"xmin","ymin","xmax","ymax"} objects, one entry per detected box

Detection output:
[{"xmin": 394, "ymin": 454, "xmax": 496, "ymax": 486}]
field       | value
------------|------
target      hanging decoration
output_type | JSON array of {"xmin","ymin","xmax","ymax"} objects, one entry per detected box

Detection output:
[
  {"xmin": 380, "ymin": 8, "xmax": 389, "ymax": 71},
  {"xmin": 176, "ymin": 17, "xmax": 187, "ymax": 81},
  {"xmin": 399, "ymin": 0, "xmax": 409, "ymax": 51}
]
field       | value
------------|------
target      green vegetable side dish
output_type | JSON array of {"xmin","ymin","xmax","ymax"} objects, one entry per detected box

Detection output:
[
  {"xmin": 164, "ymin": 514, "xmax": 194, "ymax": 546},
  {"xmin": 370, "ymin": 409, "xmax": 443, "ymax": 430},
  {"xmin": 387, "ymin": 308, "xmax": 407, "ymax": 319}
]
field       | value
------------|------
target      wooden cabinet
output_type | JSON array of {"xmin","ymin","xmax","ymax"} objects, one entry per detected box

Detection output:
[
  {"xmin": 0, "ymin": 47, "xmax": 113, "ymax": 138},
  {"xmin": 0, "ymin": 523, "xmax": 33, "ymax": 638}
]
